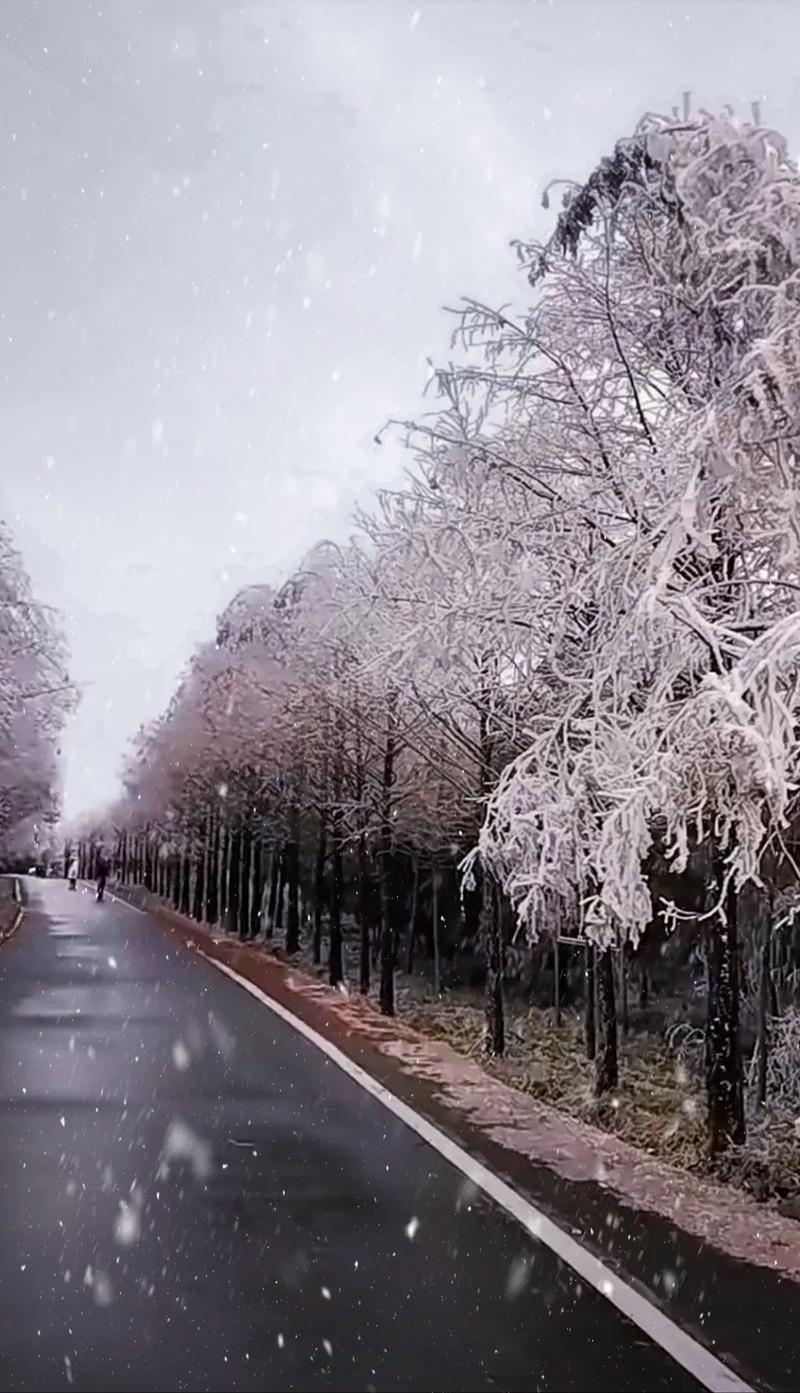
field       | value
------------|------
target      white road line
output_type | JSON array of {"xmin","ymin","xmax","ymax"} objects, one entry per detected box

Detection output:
[{"xmin": 198, "ymin": 949, "xmax": 752, "ymax": 1393}]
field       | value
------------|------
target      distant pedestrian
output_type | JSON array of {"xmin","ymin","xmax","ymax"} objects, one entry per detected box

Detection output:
[
  {"xmin": 96, "ymin": 854, "xmax": 108, "ymax": 903},
  {"xmin": 67, "ymin": 858, "xmax": 78, "ymax": 891}
]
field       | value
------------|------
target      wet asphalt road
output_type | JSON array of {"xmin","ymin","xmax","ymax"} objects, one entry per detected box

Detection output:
[{"xmin": 0, "ymin": 881, "xmax": 699, "ymax": 1393}]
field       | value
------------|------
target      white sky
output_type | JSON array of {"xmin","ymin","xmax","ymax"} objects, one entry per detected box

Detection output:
[{"xmin": 2, "ymin": 0, "xmax": 799, "ymax": 820}]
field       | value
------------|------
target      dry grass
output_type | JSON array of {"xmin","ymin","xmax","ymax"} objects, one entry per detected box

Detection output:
[
  {"xmin": 271, "ymin": 932, "xmax": 800, "ymax": 1206},
  {"xmin": 396, "ymin": 979, "xmax": 800, "ymax": 1205}
]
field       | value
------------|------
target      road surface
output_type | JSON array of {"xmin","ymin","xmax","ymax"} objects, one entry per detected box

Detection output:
[{"xmin": 0, "ymin": 880, "xmax": 702, "ymax": 1392}]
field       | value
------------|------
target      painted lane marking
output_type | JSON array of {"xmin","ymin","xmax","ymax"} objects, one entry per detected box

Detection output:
[{"xmin": 198, "ymin": 949, "xmax": 752, "ymax": 1393}]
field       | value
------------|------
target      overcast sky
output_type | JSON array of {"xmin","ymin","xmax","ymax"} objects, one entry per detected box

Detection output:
[{"xmin": 2, "ymin": 0, "xmax": 799, "ymax": 821}]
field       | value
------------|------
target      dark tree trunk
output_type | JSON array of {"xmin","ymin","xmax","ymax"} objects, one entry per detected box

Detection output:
[
  {"xmin": 619, "ymin": 946, "xmax": 629, "ymax": 1038},
  {"xmin": 206, "ymin": 817, "xmax": 219, "ymax": 926},
  {"xmin": 238, "ymin": 824, "xmax": 252, "ymax": 939},
  {"xmin": 358, "ymin": 840, "xmax": 371, "ymax": 996},
  {"xmin": 285, "ymin": 806, "xmax": 300, "ymax": 955},
  {"xmin": 328, "ymin": 827, "xmax": 343, "ymax": 987},
  {"xmin": 378, "ymin": 693, "xmax": 398, "ymax": 1017},
  {"xmin": 585, "ymin": 945, "xmax": 597, "ymax": 1061},
  {"xmin": 706, "ymin": 867, "xmax": 745, "ymax": 1158},
  {"xmin": 313, "ymin": 822, "xmax": 327, "ymax": 965},
  {"xmin": 378, "ymin": 847, "xmax": 394, "ymax": 1014},
  {"xmin": 266, "ymin": 847, "xmax": 281, "ymax": 940},
  {"xmin": 180, "ymin": 850, "xmax": 191, "ymax": 916},
  {"xmin": 171, "ymin": 857, "xmax": 180, "ymax": 909},
  {"xmin": 481, "ymin": 869, "xmax": 504, "ymax": 1056},
  {"xmin": 756, "ymin": 884, "xmax": 774, "ymax": 1107},
  {"xmin": 227, "ymin": 830, "xmax": 242, "ymax": 935},
  {"xmin": 328, "ymin": 712, "xmax": 345, "ymax": 987},
  {"xmin": 405, "ymin": 855, "xmax": 420, "ymax": 977},
  {"xmin": 595, "ymin": 948, "xmax": 618, "ymax": 1096},
  {"xmin": 250, "ymin": 839, "xmax": 265, "ymax": 939},
  {"xmin": 218, "ymin": 825, "xmax": 228, "ymax": 924},
  {"xmin": 192, "ymin": 845, "xmax": 205, "ymax": 921},
  {"xmin": 432, "ymin": 861, "xmax": 442, "ymax": 996},
  {"xmin": 275, "ymin": 850, "xmax": 286, "ymax": 933},
  {"xmin": 477, "ymin": 669, "xmax": 503, "ymax": 1053}
]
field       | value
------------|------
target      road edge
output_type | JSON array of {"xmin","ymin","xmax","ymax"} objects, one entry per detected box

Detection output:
[
  {"xmin": 0, "ymin": 877, "xmax": 23, "ymax": 944},
  {"xmin": 109, "ymin": 884, "xmax": 794, "ymax": 1390},
  {"xmin": 200, "ymin": 947, "xmax": 751, "ymax": 1393}
]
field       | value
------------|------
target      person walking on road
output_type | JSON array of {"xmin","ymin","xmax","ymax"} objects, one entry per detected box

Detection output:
[
  {"xmin": 95, "ymin": 853, "xmax": 108, "ymax": 903},
  {"xmin": 67, "ymin": 857, "xmax": 78, "ymax": 891}
]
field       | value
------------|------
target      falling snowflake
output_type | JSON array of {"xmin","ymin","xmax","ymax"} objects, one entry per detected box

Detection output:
[{"xmin": 114, "ymin": 1201, "xmax": 141, "ymax": 1247}]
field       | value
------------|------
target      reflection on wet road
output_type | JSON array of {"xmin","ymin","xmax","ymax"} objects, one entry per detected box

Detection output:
[{"xmin": 0, "ymin": 881, "xmax": 697, "ymax": 1392}]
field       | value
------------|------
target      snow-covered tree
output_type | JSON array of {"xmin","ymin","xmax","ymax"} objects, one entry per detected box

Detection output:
[
  {"xmin": 0, "ymin": 522, "xmax": 74, "ymax": 859},
  {"xmin": 478, "ymin": 107, "xmax": 800, "ymax": 1151}
]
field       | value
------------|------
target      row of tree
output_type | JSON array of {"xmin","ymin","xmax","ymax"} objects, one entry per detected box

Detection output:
[
  {"xmin": 79, "ymin": 108, "xmax": 800, "ymax": 1160},
  {"xmin": 0, "ymin": 521, "xmax": 73, "ymax": 863}
]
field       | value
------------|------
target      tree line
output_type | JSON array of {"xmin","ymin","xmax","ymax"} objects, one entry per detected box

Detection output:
[
  {"xmin": 76, "ymin": 107, "xmax": 800, "ymax": 1163},
  {"xmin": 0, "ymin": 521, "xmax": 74, "ymax": 863}
]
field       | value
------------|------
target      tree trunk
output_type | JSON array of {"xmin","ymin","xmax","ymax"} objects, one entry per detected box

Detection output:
[
  {"xmin": 706, "ymin": 869, "xmax": 746, "ymax": 1158},
  {"xmin": 171, "ymin": 857, "xmax": 181, "ymax": 909},
  {"xmin": 378, "ymin": 692, "xmax": 398, "ymax": 1017},
  {"xmin": 218, "ymin": 825, "xmax": 229, "ymax": 924},
  {"xmin": 753, "ymin": 881, "xmax": 774, "ymax": 1108},
  {"xmin": 238, "ymin": 825, "xmax": 252, "ymax": 939},
  {"xmin": 180, "ymin": 847, "xmax": 191, "ymax": 916},
  {"xmin": 351, "ymin": 845, "xmax": 366, "ymax": 997},
  {"xmin": 585, "ymin": 944, "xmax": 597, "ymax": 1061},
  {"xmin": 192, "ymin": 845, "xmax": 205, "ymax": 921},
  {"xmin": 328, "ymin": 714, "xmax": 345, "ymax": 987},
  {"xmin": 757, "ymin": 911, "xmax": 770, "ymax": 1109},
  {"xmin": 272, "ymin": 850, "xmax": 285, "ymax": 932},
  {"xmin": 378, "ymin": 866, "xmax": 395, "ymax": 1015},
  {"xmin": 432, "ymin": 861, "xmax": 442, "ymax": 996},
  {"xmin": 266, "ymin": 847, "xmax": 281, "ymax": 940},
  {"xmin": 199, "ymin": 811, "xmax": 211, "ymax": 922},
  {"xmin": 595, "ymin": 949, "xmax": 618, "ymax": 1096},
  {"xmin": 206, "ymin": 817, "xmax": 220, "ymax": 926},
  {"xmin": 225, "ymin": 829, "xmax": 240, "ymax": 935},
  {"xmin": 405, "ymin": 856, "xmax": 420, "ymax": 977},
  {"xmin": 285, "ymin": 805, "xmax": 300, "ymax": 955},
  {"xmin": 476, "ymin": 665, "xmax": 503, "ymax": 1053},
  {"xmin": 250, "ymin": 839, "xmax": 264, "ymax": 939},
  {"xmin": 313, "ymin": 822, "xmax": 327, "ymax": 965},
  {"xmin": 481, "ymin": 868, "xmax": 504, "ymax": 1056},
  {"xmin": 619, "ymin": 945, "xmax": 629, "ymax": 1038},
  {"xmin": 328, "ymin": 827, "xmax": 343, "ymax": 987}
]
